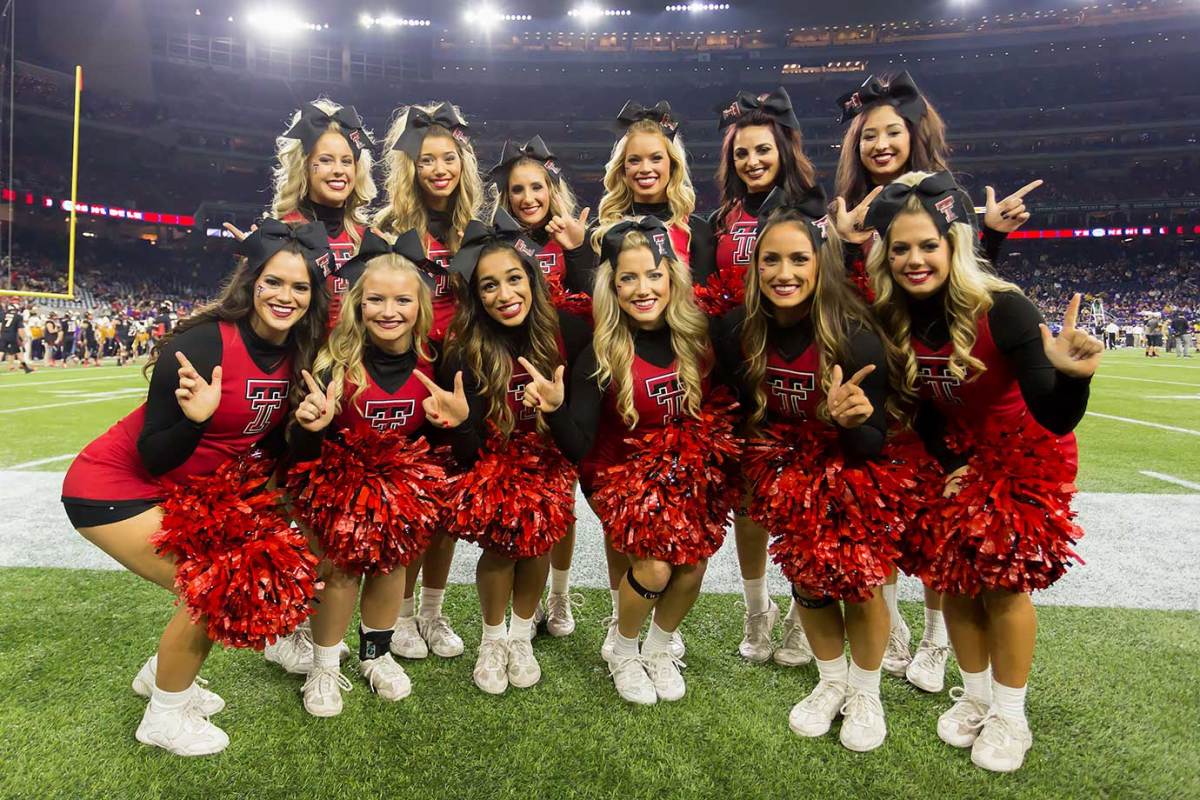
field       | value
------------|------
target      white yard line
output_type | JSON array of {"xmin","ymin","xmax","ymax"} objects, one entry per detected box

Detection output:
[
  {"xmin": 0, "ymin": 395, "xmax": 142, "ymax": 414},
  {"xmin": 1097, "ymin": 375, "xmax": 1200, "ymax": 388},
  {"xmin": 0, "ymin": 374, "xmax": 142, "ymax": 389},
  {"xmin": 4, "ymin": 454, "xmax": 75, "ymax": 470},
  {"xmin": 1085, "ymin": 412, "xmax": 1200, "ymax": 436},
  {"xmin": 1139, "ymin": 471, "xmax": 1200, "ymax": 492}
]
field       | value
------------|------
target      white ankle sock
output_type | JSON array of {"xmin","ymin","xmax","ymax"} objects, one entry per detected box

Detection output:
[
  {"xmin": 848, "ymin": 660, "xmax": 882, "ymax": 696},
  {"xmin": 508, "ymin": 613, "xmax": 533, "ymax": 641},
  {"xmin": 883, "ymin": 584, "xmax": 901, "ymax": 628},
  {"xmin": 992, "ymin": 679, "xmax": 1027, "ymax": 723},
  {"xmin": 642, "ymin": 621, "xmax": 673, "ymax": 655},
  {"xmin": 360, "ymin": 622, "xmax": 389, "ymax": 634},
  {"xmin": 815, "ymin": 653, "xmax": 849, "ymax": 685},
  {"xmin": 609, "ymin": 589, "xmax": 620, "ymax": 617},
  {"xmin": 961, "ymin": 666, "xmax": 992, "ymax": 704},
  {"xmin": 419, "ymin": 587, "xmax": 444, "ymax": 619},
  {"xmin": 923, "ymin": 607, "xmax": 948, "ymax": 646},
  {"xmin": 149, "ymin": 684, "xmax": 191, "ymax": 713},
  {"xmin": 313, "ymin": 643, "xmax": 341, "ymax": 669},
  {"xmin": 482, "ymin": 620, "xmax": 507, "ymax": 642},
  {"xmin": 399, "ymin": 595, "xmax": 415, "ymax": 618},
  {"xmin": 742, "ymin": 576, "xmax": 769, "ymax": 615},
  {"xmin": 613, "ymin": 631, "xmax": 639, "ymax": 658},
  {"xmin": 550, "ymin": 568, "xmax": 570, "ymax": 595},
  {"xmin": 785, "ymin": 598, "xmax": 802, "ymax": 623}
]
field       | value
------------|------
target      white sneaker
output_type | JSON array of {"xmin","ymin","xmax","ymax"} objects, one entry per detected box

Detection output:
[
  {"xmin": 360, "ymin": 653, "xmax": 412, "ymax": 701},
  {"xmin": 473, "ymin": 638, "xmax": 509, "ymax": 695},
  {"xmin": 600, "ymin": 616, "xmax": 619, "ymax": 662},
  {"xmin": 608, "ymin": 654, "xmax": 657, "ymax": 705},
  {"xmin": 739, "ymin": 600, "xmax": 779, "ymax": 663},
  {"xmin": 839, "ymin": 689, "xmax": 887, "ymax": 752},
  {"xmin": 545, "ymin": 591, "xmax": 581, "ymax": 637},
  {"xmin": 774, "ymin": 616, "xmax": 814, "ymax": 667},
  {"xmin": 532, "ymin": 602, "xmax": 546, "ymax": 634},
  {"xmin": 881, "ymin": 617, "xmax": 912, "ymax": 676},
  {"xmin": 669, "ymin": 630, "xmax": 686, "ymax": 660},
  {"xmin": 906, "ymin": 638, "xmax": 951, "ymax": 693},
  {"xmin": 789, "ymin": 680, "xmax": 848, "ymax": 737},
  {"xmin": 506, "ymin": 637, "xmax": 542, "ymax": 689},
  {"xmin": 417, "ymin": 614, "xmax": 465, "ymax": 658},
  {"xmin": 265, "ymin": 624, "xmax": 351, "ymax": 674},
  {"xmin": 135, "ymin": 695, "xmax": 229, "ymax": 756},
  {"xmin": 390, "ymin": 615, "xmax": 429, "ymax": 660},
  {"xmin": 132, "ymin": 656, "xmax": 224, "ymax": 716},
  {"xmin": 301, "ymin": 665, "xmax": 352, "ymax": 717},
  {"xmin": 643, "ymin": 648, "xmax": 686, "ymax": 702},
  {"xmin": 937, "ymin": 687, "xmax": 990, "ymax": 748},
  {"xmin": 971, "ymin": 711, "xmax": 1033, "ymax": 772}
]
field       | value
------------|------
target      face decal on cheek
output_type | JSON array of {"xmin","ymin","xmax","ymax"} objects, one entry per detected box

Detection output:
[{"xmin": 255, "ymin": 284, "xmax": 266, "ymax": 298}]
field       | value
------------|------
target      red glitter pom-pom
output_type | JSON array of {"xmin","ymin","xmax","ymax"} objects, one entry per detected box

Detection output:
[
  {"xmin": 922, "ymin": 416, "xmax": 1084, "ymax": 596},
  {"xmin": 546, "ymin": 271, "xmax": 593, "ymax": 319},
  {"xmin": 591, "ymin": 392, "xmax": 742, "ymax": 565},
  {"xmin": 153, "ymin": 451, "xmax": 320, "ymax": 650},
  {"xmin": 884, "ymin": 431, "xmax": 943, "ymax": 577},
  {"xmin": 445, "ymin": 429, "xmax": 576, "ymax": 559},
  {"xmin": 743, "ymin": 421, "xmax": 918, "ymax": 601},
  {"xmin": 848, "ymin": 254, "xmax": 876, "ymax": 304},
  {"xmin": 692, "ymin": 268, "xmax": 746, "ymax": 317},
  {"xmin": 288, "ymin": 428, "xmax": 445, "ymax": 575}
]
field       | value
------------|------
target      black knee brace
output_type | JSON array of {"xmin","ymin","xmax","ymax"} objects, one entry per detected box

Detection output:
[
  {"xmin": 626, "ymin": 567, "xmax": 665, "ymax": 600},
  {"xmin": 792, "ymin": 586, "xmax": 835, "ymax": 609},
  {"xmin": 359, "ymin": 627, "xmax": 393, "ymax": 661}
]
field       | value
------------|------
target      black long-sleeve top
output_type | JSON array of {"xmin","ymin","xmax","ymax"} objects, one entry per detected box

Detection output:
[
  {"xmin": 910, "ymin": 289, "xmax": 1092, "ymax": 471},
  {"xmin": 631, "ymin": 201, "xmax": 716, "ymax": 285},
  {"xmin": 713, "ymin": 307, "xmax": 889, "ymax": 460},
  {"xmin": 137, "ymin": 319, "xmax": 289, "ymax": 475},
  {"xmin": 528, "ymin": 225, "xmax": 594, "ymax": 294},
  {"xmin": 441, "ymin": 309, "xmax": 592, "ymax": 468}
]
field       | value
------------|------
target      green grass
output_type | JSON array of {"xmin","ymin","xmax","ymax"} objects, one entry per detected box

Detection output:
[
  {"xmin": 4, "ymin": 350, "xmax": 1199, "ymax": 492},
  {"xmin": 0, "ymin": 568, "xmax": 1197, "ymax": 799}
]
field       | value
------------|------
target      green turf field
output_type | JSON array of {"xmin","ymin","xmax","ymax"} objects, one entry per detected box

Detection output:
[
  {"xmin": 3, "ymin": 350, "xmax": 1198, "ymax": 491},
  {"xmin": 0, "ymin": 571, "xmax": 1196, "ymax": 799}
]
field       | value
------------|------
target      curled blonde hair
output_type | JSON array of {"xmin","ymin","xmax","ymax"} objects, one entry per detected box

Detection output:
[
  {"xmin": 866, "ymin": 171, "xmax": 1020, "ymax": 398},
  {"xmin": 487, "ymin": 158, "xmax": 578, "ymax": 230},
  {"xmin": 312, "ymin": 254, "xmax": 434, "ymax": 412},
  {"xmin": 271, "ymin": 97, "xmax": 376, "ymax": 248},
  {"xmin": 596, "ymin": 120, "xmax": 696, "ymax": 251},
  {"xmin": 590, "ymin": 225, "xmax": 710, "ymax": 428},
  {"xmin": 372, "ymin": 102, "xmax": 483, "ymax": 254}
]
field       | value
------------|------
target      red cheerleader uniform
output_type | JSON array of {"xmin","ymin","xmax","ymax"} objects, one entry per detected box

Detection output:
[
  {"xmin": 908, "ymin": 289, "xmax": 1091, "ymax": 596},
  {"xmin": 699, "ymin": 194, "xmax": 771, "ymax": 315},
  {"xmin": 528, "ymin": 229, "xmax": 594, "ymax": 318},
  {"xmin": 627, "ymin": 201, "xmax": 717, "ymax": 286},
  {"xmin": 283, "ymin": 206, "xmax": 364, "ymax": 328},
  {"xmin": 546, "ymin": 323, "xmax": 741, "ymax": 565},
  {"xmin": 442, "ymin": 311, "xmax": 591, "ymax": 560},
  {"xmin": 287, "ymin": 346, "xmax": 446, "ymax": 575}
]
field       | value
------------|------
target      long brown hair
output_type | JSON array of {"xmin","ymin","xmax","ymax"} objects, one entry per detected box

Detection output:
[
  {"xmin": 147, "ymin": 241, "xmax": 330, "ymax": 409},
  {"xmin": 444, "ymin": 244, "xmax": 563, "ymax": 439},
  {"xmin": 714, "ymin": 113, "xmax": 817, "ymax": 234},
  {"xmin": 834, "ymin": 81, "xmax": 950, "ymax": 208},
  {"xmin": 741, "ymin": 210, "xmax": 905, "ymax": 430}
]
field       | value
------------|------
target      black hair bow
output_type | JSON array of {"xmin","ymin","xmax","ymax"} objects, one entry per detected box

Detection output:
[
  {"xmin": 757, "ymin": 184, "xmax": 832, "ymax": 245},
  {"xmin": 616, "ymin": 100, "xmax": 680, "ymax": 140},
  {"xmin": 236, "ymin": 218, "xmax": 333, "ymax": 280},
  {"xmin": 281, "ymin": 103, "xmax": 373, "ymax": 159},
  {"xmin": 717, "ymin": 87, "xmax": 800, "ymax": 131},
  {"xmin": 599, "ymin": 216, "xmax": 677, "ymax": 268},
  {"xmin": 449, "ymin": 208, "xmax": 541, "ymax": 281},
  {"xmin": 488, "ymin": 135, "xmax": 564, "ymax": 188},
  {"xmin": 836, "ymin": 71, "xmax": 927, "ymax": 126},
  {"xmin": 338, "ymin": 229, "xmax": 438, "ymax": 290},
  {"xmin": 393, "ymin": 102, "xmax": 471, "ymax": 160},
  {"xmin": 863, "ymin": 171, "xmax": 974, "ymax": 237}
]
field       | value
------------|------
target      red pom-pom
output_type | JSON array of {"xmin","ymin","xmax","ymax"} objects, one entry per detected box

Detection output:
[
  {"xmin": 692, "ymin": 268, "xmax": 746, "ymax": 317},
  {"xmin": 923, "ymin": 417, "xmax": 1084, "ymax": 596},
  {"xmin": 545, "ymin": 272, "xmax": 593, "ymax": 318},
  {"xmin": 445, "ymin": 430, "xmax": 576, "ymax": 559},
  {"xmin": 153, "ymin": 451, "xmax": 320, "ymax": 650},
  {"xmin": 288, "ymin": 428, "xmax": 445, "ymax": 575},
  {"xmin": 884, "ymin": 431, "xmax": 944, "ymax": 577},
  {"xmin": 591, "ymin": 393, "xmax": 742, "ymax": 565},
  {"xmin": 848, "ymin": 254, "xmax": 876, "ymax": 304},
  {"xmin": 743, "ymin": 421, "xmax": 919, "ymax": 601}
]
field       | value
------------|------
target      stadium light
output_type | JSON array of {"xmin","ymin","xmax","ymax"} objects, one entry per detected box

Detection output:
[
  {"xmin": 360, "ymin": 12, "xmax": 432, "ymax": 28},
  {"xmin": 568, "ymin": 5, "xmax": 631, "ymax": 19},
  {"xmin": 665, "ymin": 3, "xmax": 730, "ymax": 11},
  {"xmin": 463, "ymin": 5, "xmax": 532, "ymax": 27},
  {"xmin": 244, "ymin": 5, "xmax": 325, "ymax": 35}
]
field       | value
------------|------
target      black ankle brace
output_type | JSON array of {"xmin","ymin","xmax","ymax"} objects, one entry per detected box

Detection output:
[
  {"xmin": 626, "ymin": 567, "xmax": 664, "ymax": 600},
  {"xmin": 792, "ymin": 587, "xmax": 834, "ymax": 609},
  {"xmin": 359, "ymin": 627, "xmax": 393, "ymax": 661}
]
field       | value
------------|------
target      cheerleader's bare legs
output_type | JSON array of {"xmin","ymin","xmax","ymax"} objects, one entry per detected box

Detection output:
[
  {"xmin": 393, "ymin": 531, "xmax": 464, "ymax": 659},
  {"xmin": 304, "ymin": 565, "xmax": 412, "ymax": 717},
  {"xmin": 733, "ymin": 514, "xmax": 777, "ymax": 663},
  {"xmin": 543, "ymin": 520, "xmax": 577, "ymax": 636},
  {"xmin": 881, "ymin": 569, "xmax": 951, "ymax": 691},
  {"xmin": 473, "ymin": 552, "xmax": 552, "ymax": 694},
  {"xmin": 76, "ymin": 509, "xmax": 226, "ymax": 755},
  {"xmin": 789, "ymin": 587, "xmax": 889, "ymax": 752}
]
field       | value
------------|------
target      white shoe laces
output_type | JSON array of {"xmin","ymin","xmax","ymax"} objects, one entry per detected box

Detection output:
[
  {"xmin": 477, "ymin": 639, "xmax": 508, "ymax": 673},
  {"xmin": 911, "ymin": 640, "xmax": 951, "ymax": 670},
  {"xmin": 424, "ymin": 615, "xmax": 458, "ymax": 643},
  {"xmin": 840, "ymin": 690, "xmax": 884, "ymax": 725},
  {"xmin": 547, "ymin": 592, "xmax": 583, "ymax": 620},
  {"xmin": 945, "ymin": 687, "xmax": 988, "ymax": 726},
  {"xmin": 975, "ymin": 710, "xmax": 1023, "ymax": 747},
  {"xmin": 779, "ymin": 620, "xmax": 812, "ymax": 653},
  {"xmin": 303, "ymin": 666, "xmax": 352, "ymax": 698},
  {"xmin": 365, "ymin": 654, "xmax": 406, "ymax": 685},
  {"xmin": 885, "ymin": 627, "xmax": 911, "ymax": 657},
  {"xmin": 177, "ymin": 693, "xmax": 214, "ymax": 733},
  {"xmin": 802, "ymin": 680, "xmax": 847, "ymax": 713}
]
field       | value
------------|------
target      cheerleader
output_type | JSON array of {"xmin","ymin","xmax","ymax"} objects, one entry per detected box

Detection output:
[
  {"xmin": 59, "ymin": 222, "xmax": 331, "ymax": 756},
  {"xmin": 832, "ymin": 71, "xmax": 1041, "ymax": 689},
  {"xmin": 864, "ymin": 171, "xmax": 1101, "ymax": 771},
  {"xmin": 716, "ymin": 191, "xmax": 900, "ymax": 750},
  {"xmin": 530, "ymin": 217, "xmax": 738, "ymax": 705},
  {"xmin": 596, "ymin": 100, "xmax": 716, "ymax": 285},
  {"xmin": 438, "ymin": 213, "xmax": 590, "ymax": 693},
  {"xmin": 709, "ymin": 87, "xmax": 820, "ymax": 667},
  {"xmin": 373, "ymin": 101, "xmax": 485, "ymax": 659},
  {"xmin": 487, "ymin": 136, "xmax": 592, "ymax": 634},
  {"xmin": 285, "ymin": 241, "xmax": 463, "ymax": 716}
]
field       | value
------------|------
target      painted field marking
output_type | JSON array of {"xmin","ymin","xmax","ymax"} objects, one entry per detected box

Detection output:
[
  {"xmin": 5, "ymin": 454, "xmax": 75, "ymax": 470},
  {"xmin": 1098, "ymin": 375, "xmax": 1200, "ymax": 388},
  {"xmin": 1086, "ymin": 412, "xmax": 1200, "ymax": 437},
  {"xmin": 1139, "ymin": 471, "xmax": 1200, "ymax": 492},
  {"xmin": 0, "ymin": 395, "xmax": 143, "ymax": 415},
  {"xmin": 0, "ymin": 374, "xmax": 142, "ymax": 390},
  {"xmin": 1145, "ymin": 395, "xmax": 1200, "ymax": 401}
]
